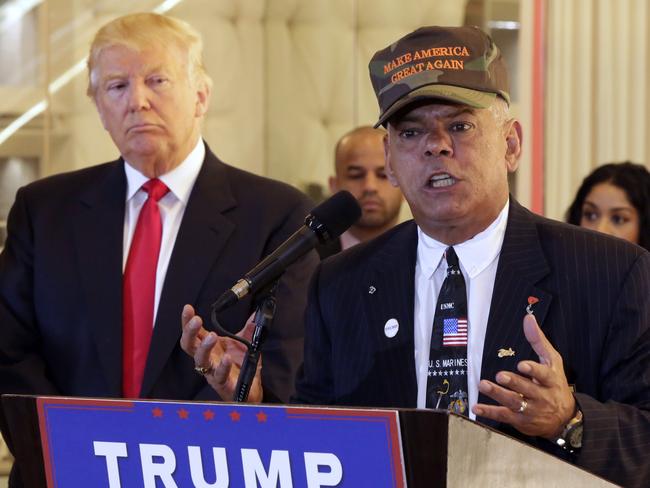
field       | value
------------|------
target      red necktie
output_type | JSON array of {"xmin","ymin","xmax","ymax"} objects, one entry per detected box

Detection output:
[{"xmin": 122, "ymin": 179, "xmax": 169, "ymax": 398}]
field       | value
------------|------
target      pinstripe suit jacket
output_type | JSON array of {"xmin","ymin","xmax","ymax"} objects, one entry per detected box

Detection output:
[{"xmin": 295, "ymin": 199, "xmax": 650, "ymax": 488}]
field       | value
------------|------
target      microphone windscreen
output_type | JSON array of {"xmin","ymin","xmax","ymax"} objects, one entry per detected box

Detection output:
[{"xmin": 310, "ymin": 190, "xmax": 361, "ymax": 239}]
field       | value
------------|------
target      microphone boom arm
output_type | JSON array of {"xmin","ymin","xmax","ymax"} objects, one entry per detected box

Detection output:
[
  {"xmin": 210, "ymin": 280, "xmax": 279, "ymax": 403},
  {"xmin": 234, "ymin": 286, "xmax": 276, "ymax": 402}
]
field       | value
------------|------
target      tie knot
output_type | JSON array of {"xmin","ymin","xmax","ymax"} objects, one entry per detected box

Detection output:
[
  {"xmin": 445, "ymin": 246, "xmax": 460, "ymax": 270},
  {"xmin": 142, "ymin": 179, "xmax": 169, "ymax": 202}
]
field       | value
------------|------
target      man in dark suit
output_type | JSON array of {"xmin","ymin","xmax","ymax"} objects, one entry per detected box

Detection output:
[
  {"xmin": 317, "ymin": 126, "xmax": 403, "ymax": 259},
  {"xmin": 0, "ymin": 13, "xmax": 317, "ymax": 486},
  {"xmin": 183, "ymin": 26, "xmax": 650, "ymax": 487}
]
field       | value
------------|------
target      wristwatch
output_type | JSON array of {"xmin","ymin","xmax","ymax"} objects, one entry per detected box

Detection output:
[{"xmin": 555, "ymin": 407, "xmax": 583, "ymax": 452}]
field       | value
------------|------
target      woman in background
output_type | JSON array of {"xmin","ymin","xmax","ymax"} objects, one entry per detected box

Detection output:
[{"xmin": 566, "ymin": 161, "xmax": 650, "ymax": 251}]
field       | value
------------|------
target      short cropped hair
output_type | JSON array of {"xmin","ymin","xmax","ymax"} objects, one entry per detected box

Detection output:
[
  {"xmin": 334, "ymin": 126, "xmax": 386, "ymax": 166},
  {"xmin": 566, "ymin": 161, "xmax": 650, "ymax": 251},
  {"xmin": 86, "ymin": 12, "xmax": 212, "ymax": 97}
]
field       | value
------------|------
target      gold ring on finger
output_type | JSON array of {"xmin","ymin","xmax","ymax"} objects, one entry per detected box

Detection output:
[
  {"xmin": 194, "ymin": 365, "xmax": 213, "ymax": 376},
  {"xmin": 518, "ymin": 399, "xmax": 528, "ymax": 414}
]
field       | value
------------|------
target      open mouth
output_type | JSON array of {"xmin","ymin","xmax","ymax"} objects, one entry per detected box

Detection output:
[{"xmin": 428, "ymin": 173, "xmax": 456, "ymax": 188}]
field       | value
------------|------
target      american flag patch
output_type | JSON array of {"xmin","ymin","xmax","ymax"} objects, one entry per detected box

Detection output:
[{"xmin": 443, "ymin": 318, "xmax": 468, "ymax": 346}]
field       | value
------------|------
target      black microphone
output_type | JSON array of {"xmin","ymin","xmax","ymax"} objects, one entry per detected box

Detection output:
[{"xmin": 212, "ymin": 190, "xmax": 361, "ymax": 312}]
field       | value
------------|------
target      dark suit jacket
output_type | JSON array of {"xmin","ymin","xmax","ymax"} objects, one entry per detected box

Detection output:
[
  {"xmin": 0, "ymin": 144, "xmax": 318, "ymax": 481},
  {"xmin": 295, "ymin": 199, "xmax": 650, "ymax": 488},
  {"xmin": 315, "ymin": 236, "xmax": 342, "ymax": 260}
]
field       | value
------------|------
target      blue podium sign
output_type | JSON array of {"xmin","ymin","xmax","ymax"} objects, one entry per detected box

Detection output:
[{"xmin": 37, "ymin": 397, "xmax": 406, "ymax": 487}]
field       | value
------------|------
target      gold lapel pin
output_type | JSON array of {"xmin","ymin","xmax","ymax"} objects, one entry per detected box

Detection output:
[{"xmin": 498, "ymin": 348, "xmax": 515, "ymax": 358}]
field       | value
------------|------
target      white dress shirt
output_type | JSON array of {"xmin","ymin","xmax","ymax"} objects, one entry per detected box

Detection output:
[
  {"xmin": 414, "ymin": 201, "xmax": 509, "ymax": 418},
  {"xmin": 122, "ymin": 138, "xmax": 205, "ymax": 325},
  {"xmin": 339, "ymin": 230, "xmax": 362, "ymax": 251}
]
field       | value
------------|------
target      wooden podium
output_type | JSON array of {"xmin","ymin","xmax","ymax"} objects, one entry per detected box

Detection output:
[
  {"xmin": 2, "ymin": 395, "xmax": 616, "ymax": 487},
  {"xmin": 399, "ymin": 408, "xmax": 617, "ymax": 487}
]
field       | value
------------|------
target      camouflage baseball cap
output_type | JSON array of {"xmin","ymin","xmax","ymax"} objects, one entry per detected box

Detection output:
[{"xmin": 369, "ymin": 25, "xmax": 510, "ymax": 127}]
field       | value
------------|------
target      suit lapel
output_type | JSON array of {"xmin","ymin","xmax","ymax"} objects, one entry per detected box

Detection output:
[
  {"xmin": 361, "ymin": 222, "xmax": 419, "ymax": 404},
  {"xmin": 74, "ymin": 161, "xmax": 126, "ymax": 396},
  {"xmin": 141, "ymin": 148, "xmax": 237, "ymax": 396},
  {"xmin": 478, "ymin": 200, "xmax": 552, "ymax": 428}
]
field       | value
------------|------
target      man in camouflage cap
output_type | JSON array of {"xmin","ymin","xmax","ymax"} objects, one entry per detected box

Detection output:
[
  {"xmin": 183, "ymin": 25, "xmax": 650, "ymax": 488},
  {"xmin": 294, "ymin": 25, "xmax": 650, "ymax": 487}
]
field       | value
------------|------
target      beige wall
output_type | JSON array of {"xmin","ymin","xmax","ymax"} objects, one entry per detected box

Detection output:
[
  {"xmin": 4, "ymin": 0, "xmax": 649, "ymax": 219},
  {"xmin": 0, "ymin": 0, "xmax": 467, "ymax": 195},
  {"xmin": 263, "ymin": 0, "xmax": 467, "ymax": 190}
]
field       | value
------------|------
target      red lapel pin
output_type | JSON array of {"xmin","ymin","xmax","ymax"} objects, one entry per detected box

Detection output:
[{"xmin": 526, "ymin": 296, "xmax": 539, "ymax": 315}]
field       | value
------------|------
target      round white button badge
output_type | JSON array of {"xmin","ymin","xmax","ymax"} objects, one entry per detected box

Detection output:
[{"xmin": 384, "ymin": 318, "xmax": 399, "ymax": 338}]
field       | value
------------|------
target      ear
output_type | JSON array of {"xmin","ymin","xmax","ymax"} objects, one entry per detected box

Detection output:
[
  {"xmin": 383, "ymin": 132, "xmax": 400, "ymax": 187},
  {"xmin": 328, "ymin": 176, "xmax": 338, "ymax": 194},
  {"xmin": 504, "ymin": 119, "xmax": 522, "ymax": 173},
  {"xmin": 194, "ymin": 80, "xmax": 211, "ymax": 118}
]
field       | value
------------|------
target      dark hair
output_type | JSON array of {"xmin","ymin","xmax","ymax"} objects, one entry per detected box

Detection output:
[{"xmin": 566, "ymin": 162, "xmax": 650, "ymax": 251}]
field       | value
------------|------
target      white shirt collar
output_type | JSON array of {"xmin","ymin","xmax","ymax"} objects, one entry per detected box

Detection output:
[
  {"xmin": 417, "ymin": 200, "xmax": 510, "ymax": 279},
  {"xmin": 123, "ymin": 138, "xmax": 205, "ymax": 203},
  {"xmin": 339, "ymin": 230, "xmax": 362, "ymax": 250}
]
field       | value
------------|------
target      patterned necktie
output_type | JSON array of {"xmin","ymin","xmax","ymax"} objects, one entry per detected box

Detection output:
[
  {"xmin": 425, "ymin": 247, "xmax": 469, "ymax": 415},
  {"xmin": 122, "ymin": 179, "xmax": 169, "ymax": 398}
]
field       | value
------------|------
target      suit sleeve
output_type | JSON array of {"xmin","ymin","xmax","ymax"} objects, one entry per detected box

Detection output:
[
  {"xmin": 574, "ymin": 251, "xmax": 650, "ymax": 488},
  {"xmin": 0, "ymin": 188, "xmax": 60, "ymax": 456},
  {"xmin": 256, "ymin": 196, "xmax": 319, "ymax": 404},
  {"xmin": 0, "ymin": 188, "xmax": 60, "ymax": 395},
  {"xmin": 292, "ymin": 263, "xmax": 336, "ymax": 405}
]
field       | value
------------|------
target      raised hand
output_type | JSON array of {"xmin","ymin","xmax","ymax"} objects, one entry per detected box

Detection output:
[
  {"xmin": 472, "ymin": 314, "xmax": 575, "ymax": 439},
  {"xmin": 180, "ymin": 304, "xmax": 263, "ymax": 402}
]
